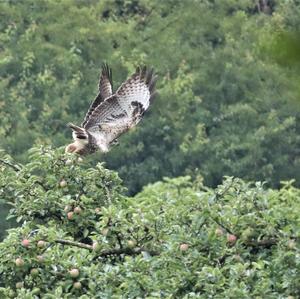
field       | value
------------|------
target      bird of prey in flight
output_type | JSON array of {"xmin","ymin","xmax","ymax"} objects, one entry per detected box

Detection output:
[{"xmin": 65, "ymin": 64, "xmax": 157, "ymax": 155}]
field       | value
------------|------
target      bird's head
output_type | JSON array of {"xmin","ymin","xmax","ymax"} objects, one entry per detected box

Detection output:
[
  {"xmin": 65, "ymin": 123, "xmax": 89, "ymax": 155},
  {"xmin": 65, "ymin": 143, "xmax": 78, "ymax": 154},
  {"xmin": 65, "ymin": 140, "xmax": 89, "ymax": 155}
]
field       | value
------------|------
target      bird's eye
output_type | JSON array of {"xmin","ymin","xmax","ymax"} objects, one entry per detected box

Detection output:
[{"xmin": 77, "ymin": 135, "xmax": 87, "ymax": 139}]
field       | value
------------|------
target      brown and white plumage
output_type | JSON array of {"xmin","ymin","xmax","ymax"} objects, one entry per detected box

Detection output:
[{"xmin": 65, "ymin": 64, "xmax": 157, "ymax": 155}]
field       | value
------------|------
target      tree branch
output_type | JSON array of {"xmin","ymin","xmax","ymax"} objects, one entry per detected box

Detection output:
[
  {"xmin": 55, "ymin": 239, "xmax": 159, "ymax": 259},
  {"xmin": 55, "ymin": 239, "xmax": 93, "ymax": 251},
  {"xmin": 215, "ymin": 179, "xmax": 234, "ymax": 199},
  {"xmin": 210, "ymin": 216, "xmax": 234, "ymax": 235},
  {"xmin": 34, "ymin": 180, "xmax": 49, "ymax": 191},
  {"xmin": 94, "ymin": 247, "xmax": 159, "ymax": 260},
  {"xmin": 216, "ymin": 238, "xmax": 279, "ymax": 266},
  {"xmin": 55, "ymin": 237, "xmax": 278, "ymax": 263},
  {"xmin": 0, "ymin": 159, "xmax": 21, "ymax": 172}
]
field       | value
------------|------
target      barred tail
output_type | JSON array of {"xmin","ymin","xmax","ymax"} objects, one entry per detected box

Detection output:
[{"xmin": 67, "ymin": 123, "xmax": 88, "ymax": 140}]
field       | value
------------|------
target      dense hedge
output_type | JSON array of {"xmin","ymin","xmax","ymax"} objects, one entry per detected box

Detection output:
[{"xmin": 0, "ymin": 148, "xmax": 299, "ymax": 298}]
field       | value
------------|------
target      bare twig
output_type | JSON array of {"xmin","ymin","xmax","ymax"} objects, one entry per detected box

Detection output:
[
  {"xmin": 55, "ymin": 239, "xmax": 93, "ymax": 251},
  {"xmin": 210, "ymin": 216, "xmax": 234, "ymax": 235},
  {"xmin": 215, "ymin": 179, "xmax": 234, "ymax": 199}
]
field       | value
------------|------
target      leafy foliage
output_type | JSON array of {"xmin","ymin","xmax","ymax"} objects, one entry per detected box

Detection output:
[
  {"xmin": 0, "ymin": 0, "xmax": 299, "ymax": 195},
  {"xmin": 0, "ymin": 1, "xmax": 299, "ymax": 294},
  {"xmin": 0, "ymin": 148, "xmax": 299, "ymax": 298}
]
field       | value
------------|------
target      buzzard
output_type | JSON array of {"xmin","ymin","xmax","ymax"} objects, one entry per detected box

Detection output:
[{"xmin": 65, "ymin": 64, "xmax": 157, "ymax": 155}]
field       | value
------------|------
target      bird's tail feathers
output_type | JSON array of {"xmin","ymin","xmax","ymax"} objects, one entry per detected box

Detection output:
[{"xmin": 67, "ymin": 123, "xmax": 88, "ymax": 140}]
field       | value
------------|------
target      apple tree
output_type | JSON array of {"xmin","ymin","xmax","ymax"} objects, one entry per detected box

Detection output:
[{"xmin": 0, "ymin": 147, "xmax": 299, "ymax": 298}]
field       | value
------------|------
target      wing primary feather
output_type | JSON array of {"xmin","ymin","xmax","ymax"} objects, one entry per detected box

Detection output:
[
  {"xmin": 149, "ymin": 74, "xmax": 158, "ymax": 93},
  {"xmin": 140, "ymin": 66, "xmax": 147, "ymax": 80},
  {"xmin": 136, "ymin": 66, "xmax": 141, "ymax": 75},
  {"xmin": 146, "ymin": 68, "xmax": 154, "ymax": 85},
  {"xmin": 149, "ymin": 90, "xmax": 158, "ymax": 103},
  {"xmin": 99, "ymin": 62, "xmax": 113, "ymax": 92},
  {"xmin": 82, "ymin": 64, "xmax": 113, "ymax": 127}
]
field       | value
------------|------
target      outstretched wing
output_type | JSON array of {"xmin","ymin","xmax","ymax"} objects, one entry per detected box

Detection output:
[
  {"xmin": 81, "ymin": 63, "xmax": 113, "ymax": 127},
  {"xmin": 84, "ymin": 66, "xmax": 157, "ymax": 145}
]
